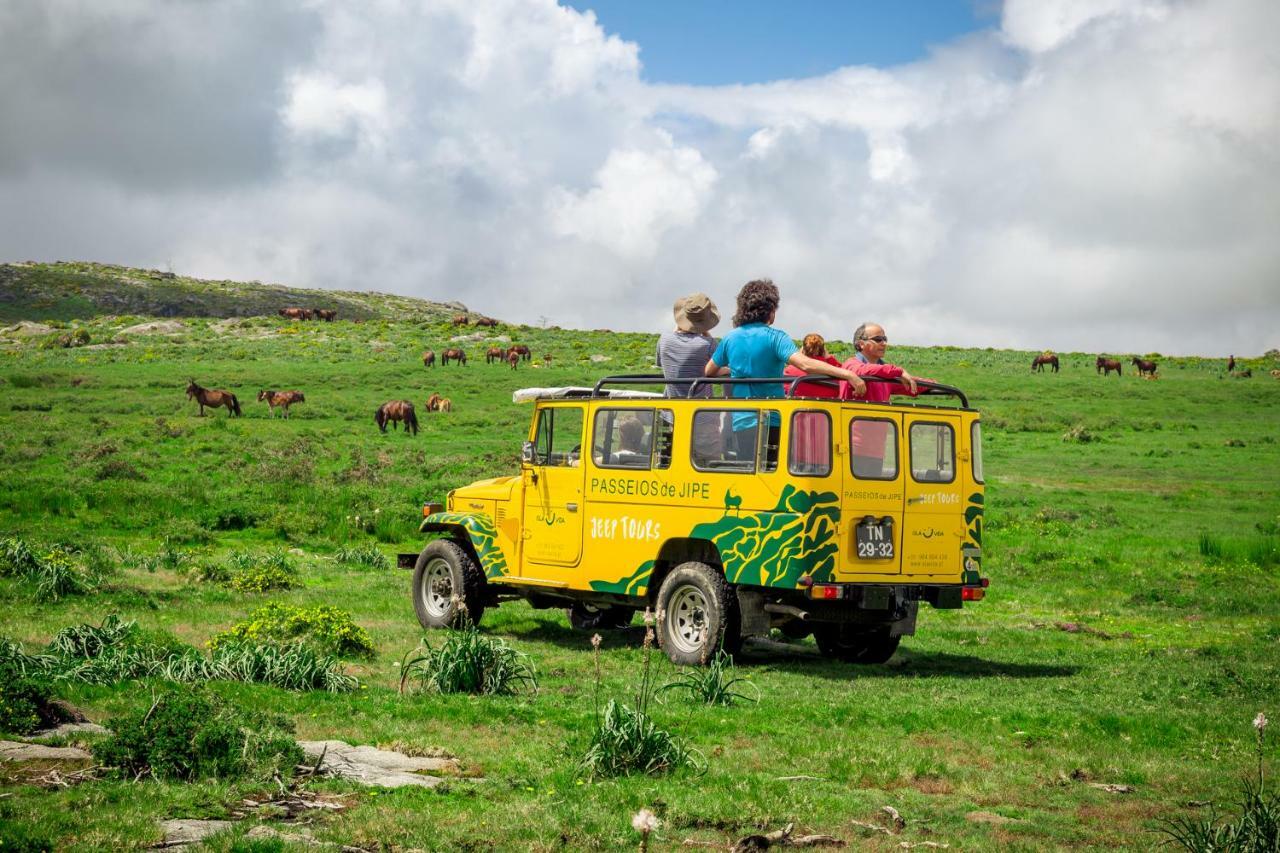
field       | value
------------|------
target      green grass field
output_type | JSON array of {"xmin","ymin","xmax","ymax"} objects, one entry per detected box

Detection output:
[{"xmin": 2, "ymin": 291, "xmax": 1278, "ymax": 850}]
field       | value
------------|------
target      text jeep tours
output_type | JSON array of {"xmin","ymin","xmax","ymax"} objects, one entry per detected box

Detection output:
[{"xmin": 401, "ymin": 375, "xmax": 988, "ymax": 665}]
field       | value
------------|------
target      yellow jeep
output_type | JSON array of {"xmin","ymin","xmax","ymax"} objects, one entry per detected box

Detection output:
[{"xmin": 401, "ymin": 375, "xmax": 987, "ymax": 665}]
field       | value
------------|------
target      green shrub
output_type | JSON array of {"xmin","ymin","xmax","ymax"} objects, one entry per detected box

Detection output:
[
  {"xmin": 1062, "ymin": 425, "xmax": 1098, "ymax": 443},
  {"xmin": 48, "ymin": 614, "xmax": 139, "ymax": 658},
  {"xmin": 226, "ymin": 551, "xmax": 300, "ymax": 593},
  {"xmin": 93, "ymin": 688, "xmax": 303, "ymax": 781},
  {"xmin": 0, "ymin": 537, "xmax": 40, "ymax": 578},
  {"xmin": 0, "ymin": 821, "xmax": 56, "ymax": 852},
  {"xmin": 0, "ymin": 639, "xmax": 60, "ymax": 735},
  {"xmin": 334, "ymin": 543, "xmax": 389, "ymax": 570},
  {"xmin": 209, "ymin": 603, "xmax": 375, "ymax": 658},
  {"xmin": 0, "ymin": 538, "xmax": 100, "ymax": 602},
  {"xmin": 94, "ymin": 458, "xmax": 146, "ymax": 481},
  {"xmin": 659, "ymin": 650, "xmax": 758, "ymax": 706},
  {"xmin": 399, "ymin": 622, "xmax": 537, "ymax": 696}
]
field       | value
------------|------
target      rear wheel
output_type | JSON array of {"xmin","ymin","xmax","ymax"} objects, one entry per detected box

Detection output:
[
  {"xmin": 813, "ymin": 624, "xmax": 900, "ymax": 664},
  {"xmin": 655, "ymin": 562, "xmax": 739, "ymax": 666},
  {"xmin": 566, "ymin": 603, "xmax": 635, "ymax": 631},
  {"xmin": 411, "ymin": 539, "xmax": 486, "ymax": 629}
]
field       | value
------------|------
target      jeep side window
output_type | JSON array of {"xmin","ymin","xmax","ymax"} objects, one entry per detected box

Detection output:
[
  {"xmin": 592, "ymin": 408, "xmax": 665, "ymax": 470},
  {"xmin": 690, "ymin": 409, "xmax": 779, "ymax": 473},
  {"xmin": 789, "ymin": 411, "xmax": 831, "ymax": 477},
  {"xmin": 909, "ymin": 422, "xmax": 955, "ymax": 483},
  {"xmin": 971, "ymin": 421, "xmax": 984, "ymax": 484},
  {"xmin": 850, "ymin": 418, "xmax": 898, "ymax": 480},
  {"xmin": 533, "ymin": 406, "xmax": 584, "ymax": 467}
]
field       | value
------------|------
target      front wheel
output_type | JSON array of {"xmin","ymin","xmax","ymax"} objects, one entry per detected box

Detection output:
[
  {"xmin": 655, "ymin": 562, "xmax": 739, "ymax": 666},
  {"xmin": 411, "ymin": 540, "xmax": 486, "ymax": 629},
  {"xmin": 566, "ymin": 603, "xmax": 635, "ymax": 631},
  {"xmin": 813, "ymin": 623, "xmax": 900, "ymax": 664}
]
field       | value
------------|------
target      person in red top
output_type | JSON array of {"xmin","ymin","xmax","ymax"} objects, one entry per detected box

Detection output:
[
  {"xmin": 783, "ymin": 333, "xmax": 842, "ymax": 398},
  {"xmin": 840, "ymin": 322, "xmax": 920, "ymax": 478}
]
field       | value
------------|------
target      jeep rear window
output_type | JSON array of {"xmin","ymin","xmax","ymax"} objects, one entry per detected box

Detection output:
[
  {"xmin": 971, "ymin": 421, "xmax": 984, "ymax": 484},
  {"xmin": 789, "ymin": 411, "xmax": 831, "ymax": 476},
  {"xmin": 850, "ymin": 418, "xmax": 898, "ymax": 480},
  {"xmin": 691, "ymin": 409, "xmax": 779, "ymax": 474},
  {"xmin": 533, "ymin": 406, "xmax": 584, "ymax": 467},
  {"xmin": 909, "ymin": 421, "xmax": 955, "ymax": 483},
  {"xmin": 592, "ymin": 408, "xmax": 672, "ymax": 470}
]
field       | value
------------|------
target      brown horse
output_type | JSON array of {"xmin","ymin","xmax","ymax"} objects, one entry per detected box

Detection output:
[
  {"xmin": 438, "ymin": 398, "xmax": 453, "ymax": 412},
  {"xmin": 278, "ymin": 307, "xmax": 312, "ymax": 321},
  {"xmin": 258, "ymin": 389, "xmax": 305, "ymax": 418},
  {"xmin": 187, "ymin": 379, "xmax": 241, "ymax": 417},
  {"xmin": 474, "ymin": 317, "xmax": 497, "ymax": 327},
  {"xmin": 442, "ymin": 348, "xmax": 467, "ymax": 366},
  {"xmin": 508, "ymin": 344, "xmax": 531, "ymax": 362},
  {"xmin": 375, "ymin": 400, "xmax": 418, "ymax": 435},
  {"xmin": 1132, "ymin": 357, "xmax": 1158, "ymax": 377},
  {"xmin": 1096, "ymin": 357, "xmax": 1122, "ymax": 376},
  {"xmin": 313, "ymin": 308, "xmax": 336, "ymax": 321},
  {"xmin": 425, "ymin": 393, "xmax": 442, "ymax": 412},
  {"xmin": 422, "ymin": 350, "xmax": 436, "ymax": 368},
  {"xmin": 451, "ymin": 314, "xmax": 469, "ymax": 326},
  {"xmin": 485, "ymin": 346, "xmax": 505, "ymax": 364},
  {"xmin": 1031, "ymin": 353, "xmax": 1059, "ymax": 373},
  {"xmin": 1227, "ymin": 355, "xmax": 1236, "ymax": 373},
  {"xmin": 543, "ymin": 353, "xmax": 553, "ymax": 365},
  {"xmin": 508, "ymin": 351, "xmax": 520, "ymax": 370}
]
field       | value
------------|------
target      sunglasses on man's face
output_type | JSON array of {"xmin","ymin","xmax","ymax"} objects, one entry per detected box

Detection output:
[{"xmin": 863, "ymin": 335, "xmax": 888, "ymax": 343}]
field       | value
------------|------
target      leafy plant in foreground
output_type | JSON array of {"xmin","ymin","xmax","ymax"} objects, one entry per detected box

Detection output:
[
  {"xmin": 1159, "ymin": 712, "xmax": 1278, "ymax": 851},
  {"xmin": 209, "ymin": 602, "xmax": 375, "ymax": 658},
  {"xmin": 0, "ymin": 639, "xmax": 60, "ymax": 734},
  {"xmin": 93, "ymin": 687, "xmax": 303, "ymax": 782},
  {"xmin": 399, "ymin": 617, "xmax": 537, "ymax": 696},
  {"xmin": 659, "ymin": 649, "xmax": 759, "ymax": 706}
]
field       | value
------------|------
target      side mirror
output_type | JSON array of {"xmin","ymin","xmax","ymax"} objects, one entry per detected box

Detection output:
[{"xmin": 521, "ymin": 441, "xmax": 536, "ymax": 463}]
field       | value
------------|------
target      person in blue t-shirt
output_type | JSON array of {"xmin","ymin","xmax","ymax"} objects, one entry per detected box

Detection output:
[{"xmin": 704, "ymin": 279, "xmax": 866, "ymax": 460}]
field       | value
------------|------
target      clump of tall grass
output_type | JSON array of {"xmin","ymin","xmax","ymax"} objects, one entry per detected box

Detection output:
[
  {"xmin": 580, "ymin": 615, "xmax": 703, "ymax": 780},
  {"xmin": 210, "ymin": 641, "xmax": 358, "ymax": 693},
  {"xmin": 399, "ymin": 617, "xmax": 537, "ymax": 696},
  {"xmin": 659, "ymin": 649, "xmax": 758, "ymax": 706},
  {"xmin": 1159, "ymin": 712, "xmax": 1278, "ymax": 851},
  {"xmin": 1199, "ymin": 533, "xmax": 1280, "ymax": 569},
  {"xmin": 0, "ymin": 537, "xmax": 100, "ymax": 602},
  {"xmin": 226, "ymin": 550, "xmax": 301, "ymax": 592},
  {"xmin": 334, "ymin": 543, "xmax": 389, "ymax": 570}
]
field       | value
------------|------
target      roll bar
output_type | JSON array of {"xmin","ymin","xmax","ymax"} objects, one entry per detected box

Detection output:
[{"xmin": 590, "ymin": 374, "xmax": 970, "ymax": 409}]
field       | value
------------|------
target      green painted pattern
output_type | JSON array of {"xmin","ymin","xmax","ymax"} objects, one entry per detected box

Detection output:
[
  {"xmin": 422, "ymin": 512, "xmax": 510, "ymax": 579},
  {"xmin": 590, "ymin": 486, "xmax": 839, "ymax": 595},
  {"xmin": 963, "ymin": 491, "xmax": 984, "ymax": 584}
]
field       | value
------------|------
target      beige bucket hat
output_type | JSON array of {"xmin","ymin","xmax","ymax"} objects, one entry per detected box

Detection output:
[{"xmin": 673, "ymin": 292, "xmax": 720, "ymax": 334}]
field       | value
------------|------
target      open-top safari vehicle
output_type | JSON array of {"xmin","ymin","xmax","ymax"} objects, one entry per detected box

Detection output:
[{"xmin": 399, "ymin": 374, "xmax": 987, "ymax": 665}]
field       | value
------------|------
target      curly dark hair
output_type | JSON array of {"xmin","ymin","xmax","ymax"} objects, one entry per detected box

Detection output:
[{"xmin": 732, "ymin": 279, "xmax": 780, "ymax": 327}]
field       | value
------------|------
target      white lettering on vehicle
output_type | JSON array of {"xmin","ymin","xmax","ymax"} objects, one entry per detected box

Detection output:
[{"xmin": 589, "ymin": 516, "xmax": 662, "ymax": 542}]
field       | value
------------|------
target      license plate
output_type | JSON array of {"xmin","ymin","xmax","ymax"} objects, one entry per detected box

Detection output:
[{"xmin": 855, "ymin": 518, "xmax": 895, "ymax": 559}]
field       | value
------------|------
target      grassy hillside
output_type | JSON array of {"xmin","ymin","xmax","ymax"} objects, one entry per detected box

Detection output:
[
  {"xmin": 0, "ymin": 260, "xmax": 470, "ymax": 322},
  {"xmin": 1, "ymin": 290, "xmax": 1278, "ymax": 849}
]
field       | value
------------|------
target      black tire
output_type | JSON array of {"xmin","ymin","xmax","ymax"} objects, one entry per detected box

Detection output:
[
  {"xmin": 411, "ymin": 539, "xmax": 486, "ymax": 629},
  {"xmin": 813, "ymin": 623, "xmax": 900, "ymax": 664},
  {"xmin": 565, "ymin": 603, "xmax": 635, "ymax": 631},
  {"xmin": 655, "ymin": 561, "xmax": 739, "ymax": 666}
]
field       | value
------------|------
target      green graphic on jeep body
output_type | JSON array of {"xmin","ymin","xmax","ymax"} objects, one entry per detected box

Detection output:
[
  {"xmin": 964, "ymin": 492, "xmax": 983, "ymax": 549},
  {"xmin": 423, "ymin": 512, "xmax": 510, "ymax": 579},
  {"xmin": 589, "ymin": 486, "xmax": 839, "ymax": 595}
]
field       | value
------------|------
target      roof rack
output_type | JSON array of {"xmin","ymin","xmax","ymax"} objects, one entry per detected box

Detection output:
[{"xmin": 591, "ymin": 374, "xmax": 970, "ymax": 409}]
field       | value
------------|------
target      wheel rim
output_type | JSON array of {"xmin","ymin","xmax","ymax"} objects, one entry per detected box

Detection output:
[
  {"xmin": 665, "ymin": 584, "xmax": 709, "ymax": 655},
  {"xmin": 420, "ymin": 557, "xmax": 454, "ymax": 619}
]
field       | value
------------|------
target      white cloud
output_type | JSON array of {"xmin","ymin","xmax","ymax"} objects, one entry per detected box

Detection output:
[{"xmin": 0, "ymin": 0, "xmax": 1276, "ymax": 355}]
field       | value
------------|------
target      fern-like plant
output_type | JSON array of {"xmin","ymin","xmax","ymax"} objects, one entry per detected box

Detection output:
[
  {"xmin": 399, "ymin": 620, "xmax": 537, "ymax": 696},
  {"xmin": 659, "ymin": 649, "xmax": 758, "ymax": 706}
]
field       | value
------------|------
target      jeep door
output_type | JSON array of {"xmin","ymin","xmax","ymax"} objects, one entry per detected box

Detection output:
[
  {"xmin": 900, "ymin": 415, "xmax": 965, "ymax": 578},
  {"xmin": 521, "ymin": 403, "xmax": 585, "ymax": 575},
  {"xmin": 839, "ymin": 410, "xmax": 905, "ymax": 579}
]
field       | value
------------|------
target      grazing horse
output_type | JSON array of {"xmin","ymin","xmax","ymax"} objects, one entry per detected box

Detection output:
[
  {"xmin": 186, "ymin": 379, "xmax": 241, "ymax": 417},
  {"xmin": 451, "ymin": 314, "xmax": 469, "ymax": 326},
  {"xmin": 485, "ymin": 346, "xmax": 505, "ymax": 364},
  {"xmin": 508, "ymin": 350, "xmax": 520, "ymax": 370},
  {"xmin": 279, "ymin": 307, "xmax": 311, "ymax": 321},
  {"xmin": 508, "ymin": 344, "xmax": 531, "ymax": 362},
  {"xmin": 1096, "ymin": 357, "xmax": 1122, "ymax": 377},
  {"xmin": 441, "ymin": 348, "xmax": 467, "ymax": 366},
  {"xmin": 543, "ymin": 353, "xmax": 553, "ymax": 365},
  {"xmin": 1132, "ymin": 357, "xmax": 1158, "ymax": 377},
  {"xmin": 1227, "ymin": 355, "xmax": 1236, "ymax": 373},
  {"xmin": 474, "ymin": 317, "xmax": 497, "ymax": 327},
  {"xmin": 1031, "ymin": 353, "xmax": 1059, "ymax": 373},
  {"xmin": 1236, "ymin": 368, "xmax": 1252, "ymax": 378},
  {"xmin": 257, "ymin": 390, "xmax": 305, "ymax": 418},
  {"xmin": 425, "ymin": 393, "xmax": 442, "ymax": 412},
  {"xmin": 438, "ymin": 398, "xmax": 453, "ymax": 412},
  {"xmin": 422, "ymin": 350, "xmax": 435, "ymax": 368},
  {"xmin": 375, "ymin": 400, "xmax": 418, "ymax": 435},
  {"xmin": 313, "ymin": 308, "xmax": 336, "ymax": 321}
]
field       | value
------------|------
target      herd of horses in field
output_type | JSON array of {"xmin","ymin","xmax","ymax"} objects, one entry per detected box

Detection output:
[
  {"xmin": 278, "ymin": 307, "xmax": 337, "ymax": 321},
  {"xmin": 421, "ymin": 343, "xmax": 544, "ymax": 370},
  {"xmin": 1030, "ymin": 352, "xmax": 1257, "ymax": 380}
]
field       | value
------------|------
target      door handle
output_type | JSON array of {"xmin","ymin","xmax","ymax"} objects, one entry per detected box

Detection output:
[{"xmin": 566, "ymin": 502, "xmax": 578, "ymax": 512}]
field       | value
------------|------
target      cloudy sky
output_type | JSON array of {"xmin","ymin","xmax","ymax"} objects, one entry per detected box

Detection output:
[{"xmin": 1, "ymin": 0, "xmax": 1276, "ymax": 356}]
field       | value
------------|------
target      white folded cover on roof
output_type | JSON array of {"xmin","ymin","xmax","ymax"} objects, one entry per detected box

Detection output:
[{"xmin": 512, "ymin": 387, "xmax": 664, "ymax": 403}]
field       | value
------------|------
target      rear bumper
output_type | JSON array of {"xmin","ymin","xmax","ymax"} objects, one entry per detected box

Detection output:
[{"xmin": 805, "ymin": 580, "xmax": 989, "ymax": 610}]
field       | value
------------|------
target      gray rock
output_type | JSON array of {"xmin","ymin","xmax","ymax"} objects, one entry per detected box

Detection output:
[
  {"xmin": 299, "ymin": 739, "xmax": 459, "ymax": 788},
  {"xmin": 121, "ymin": 320, "xmax": 186, "ymax": 335},
  {"xmin": 156, "ymin": 819, "xmax": 236, "ymax": 847},
  {"xmin": 32, "ymin": 722, "xmax": 110, "ymax": 738},
  {"xmin": 0, "ymin": 740, "xmax": 93, "ymax": 762}
]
